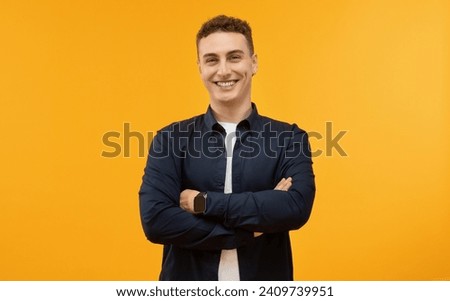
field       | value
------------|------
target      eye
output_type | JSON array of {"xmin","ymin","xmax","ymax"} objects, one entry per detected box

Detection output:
[
  {"xmin": 205, "ymin": 57, "xmax": 218, "ymax": 64},
  {"xmin": 229, "ymin": 55, "xmax": 242, "ymax": 62}
]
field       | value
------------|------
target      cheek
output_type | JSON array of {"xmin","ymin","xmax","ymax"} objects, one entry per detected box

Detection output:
[
  {"xmin": 200, "ymin": 73, "xmax": 210, "ymax": 86},
  {"xmin": 238, "ymin": 64, "xmax": 253, "ymax": 78},
  {"xmin": 200, "ymin": 69, "xmax": 214, "ymax": 83}
]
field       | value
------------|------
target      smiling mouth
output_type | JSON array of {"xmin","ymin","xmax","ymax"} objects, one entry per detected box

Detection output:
[{"xmin": 214, "ymin": 80, "xmax": 238, "ymax": 87}]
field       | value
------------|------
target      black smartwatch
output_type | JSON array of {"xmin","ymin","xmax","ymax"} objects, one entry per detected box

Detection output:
[{"xmin": 193, "ymin": 192, "xmax": 207, "ymax": 214}]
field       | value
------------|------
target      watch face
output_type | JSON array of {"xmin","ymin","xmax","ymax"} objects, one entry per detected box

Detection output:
[{"xmin": 194, "ymin": 194, "xmax": 206, "ymax": 213}]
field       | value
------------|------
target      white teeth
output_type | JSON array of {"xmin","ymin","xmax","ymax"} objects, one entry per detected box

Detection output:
[{"xmin": 216, "ymin": 80, "xmax": 237, "ymax": 87}]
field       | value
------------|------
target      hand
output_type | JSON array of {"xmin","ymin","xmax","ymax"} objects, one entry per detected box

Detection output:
[
  {"xmin": 179, "ymin": 189, "xmax": 200, "ymax": 214},
  {"xmin": 274, "ymin": 177, "xmax": 292, "ymax": 191},
  {"xmin": 254, "ymin": 177, "xmax": 293, "ymax": 237}
]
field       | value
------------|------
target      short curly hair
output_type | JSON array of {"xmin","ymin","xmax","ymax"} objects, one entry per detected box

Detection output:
[{"xmin": 196, "ymin": 15, "xmax": 255, "ymax": 55}]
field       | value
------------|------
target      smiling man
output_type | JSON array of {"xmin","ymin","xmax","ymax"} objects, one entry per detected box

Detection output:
[
  {"xmin": 198, "ymin": 30, "xmax": 257, "ymax": 121},
  {"xmin": 139, "ymin": 15, "xmax": 315, "ymax": 281}
]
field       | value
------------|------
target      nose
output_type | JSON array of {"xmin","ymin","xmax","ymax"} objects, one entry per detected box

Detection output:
[{"xmin": 216, "ymin": 60, "xmax": 231, "ymax": 77}]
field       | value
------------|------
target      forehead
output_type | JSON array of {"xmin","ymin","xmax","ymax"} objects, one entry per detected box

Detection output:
[{"xmin": 198, "ymin": 32, "xmax": 250, "ymax": 56}]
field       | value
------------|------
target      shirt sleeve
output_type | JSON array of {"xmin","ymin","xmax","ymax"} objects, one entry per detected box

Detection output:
[
  {"xmin": 203, "ymin": 126, "xmax": 316, "ymax": 233},
  {"xmin": 139, "ymin": 129, "xmax": 254, "ymax": 251}
]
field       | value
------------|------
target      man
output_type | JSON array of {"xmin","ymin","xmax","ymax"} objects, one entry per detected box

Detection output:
[{"xmin": 139, "ymin": 15, "xmax": 315, "ymax": 281}]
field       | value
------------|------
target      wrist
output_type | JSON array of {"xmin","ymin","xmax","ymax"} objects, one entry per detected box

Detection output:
[{"xmin": 193, "ymin": 192, "xmax": 207, "ymax": 214}]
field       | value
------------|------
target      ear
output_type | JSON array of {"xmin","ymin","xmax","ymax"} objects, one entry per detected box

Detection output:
[
  {"xmin": 252, "ymin": 54, "xmax": 258, "ymax": 75},
  {"xmin": 197, "ymin": 60, "xmax": 202, "ymax": 74}
]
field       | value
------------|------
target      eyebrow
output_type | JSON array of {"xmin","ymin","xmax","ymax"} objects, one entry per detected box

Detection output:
[{"xmin": 202, "ymin": 49, "xmax": 245, "ymax": 59}]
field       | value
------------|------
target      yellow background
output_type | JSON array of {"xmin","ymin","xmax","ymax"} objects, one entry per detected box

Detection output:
[{"xmin": 1, "ymin": 0, "xmax": 449, "ymax": 280}]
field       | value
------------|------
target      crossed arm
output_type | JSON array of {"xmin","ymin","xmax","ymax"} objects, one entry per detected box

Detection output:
[
  {"xmin": 179, "ymin": 177, "xmax": 293, "ymax": 213},
  {"xmin": 139, "ymin": 127, "xmax": 315, "ymax": 250},
  {"xmin": 179, "ymin": 177, "xmax": 293, "ymax": 237}
]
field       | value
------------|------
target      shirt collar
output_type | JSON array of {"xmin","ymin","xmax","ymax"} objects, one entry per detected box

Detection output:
[{"xmin": 204, "ymin": 102, "xmax": 262, "ymax": 132}]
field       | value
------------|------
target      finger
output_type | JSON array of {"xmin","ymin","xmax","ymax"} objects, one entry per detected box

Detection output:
[
  {"xmin": 274, "ymin": 178, "xmax": 286, "ymax": 190},
  {"xmin": 283, "ymin": 181, "xmax": 292, "ymax": 191},
  {"xmin": 279, "ymin": 177, "xmax": 292, "ymax": 191}
]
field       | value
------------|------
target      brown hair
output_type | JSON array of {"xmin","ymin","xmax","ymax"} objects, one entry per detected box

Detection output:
[{"xmin": 196, "ymin": 15, "xmax": 255, "ymax": 55}]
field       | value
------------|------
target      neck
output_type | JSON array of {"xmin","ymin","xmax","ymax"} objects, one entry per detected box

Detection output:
[{"xmin": 210, "ymin": 100, "xmax": 252, "ymax": 123}]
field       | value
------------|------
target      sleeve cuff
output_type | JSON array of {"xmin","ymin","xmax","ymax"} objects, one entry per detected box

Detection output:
[{"xmin": 203, "ymin": 191, "xmax": 228, "ymax": 221}]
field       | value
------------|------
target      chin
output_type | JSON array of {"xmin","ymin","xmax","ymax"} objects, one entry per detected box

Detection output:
[
  {"xmin": 215, "ymin": 97, "xmax": 239, "ymax": 104},
  {"xmin": 217, "ymin": 90, "xmax": 244, "ymax": 101}
]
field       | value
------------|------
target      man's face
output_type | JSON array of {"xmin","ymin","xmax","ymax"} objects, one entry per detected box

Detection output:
[{"xmin": 197, "ymin": 32, "xmax": 258, "ymax": 106}]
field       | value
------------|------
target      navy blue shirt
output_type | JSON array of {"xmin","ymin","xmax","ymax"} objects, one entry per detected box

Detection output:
[{"xmin": 139, "ymin": 103, "xmax": 315, "ymax": 280}]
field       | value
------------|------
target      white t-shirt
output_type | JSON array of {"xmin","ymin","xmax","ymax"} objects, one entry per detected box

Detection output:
[{"xmin": 217, "ymin": 122, "xmax": 240, "ymax": 281}]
